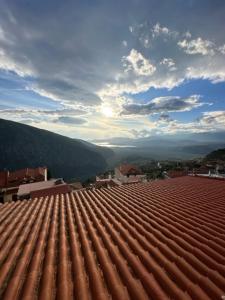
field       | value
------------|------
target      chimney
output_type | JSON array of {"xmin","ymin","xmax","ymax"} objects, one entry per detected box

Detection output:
[{"xmin": 44, "ymin": 167, "xmax": 47, "ymax": 181}]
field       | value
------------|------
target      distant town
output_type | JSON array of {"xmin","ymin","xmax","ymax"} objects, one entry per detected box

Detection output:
[{"xmin": 1, "ymin": 151, "xmax": 225, "ymax": 203}]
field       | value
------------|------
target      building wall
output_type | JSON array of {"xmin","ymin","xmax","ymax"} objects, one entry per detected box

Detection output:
[
  {"xmin": 0, "ymin": 171, "xmax": 8, "ymax": 188},
  {"xmin": 30, "ymin": 184, "xmax": 71, "ymax": 199},
  {"xmin": 114, "ymin": 167, "xmax": 122, "ymax": 179}
]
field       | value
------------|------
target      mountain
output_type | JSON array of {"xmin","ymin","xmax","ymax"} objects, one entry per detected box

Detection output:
[
  {"xmin": 93, "ymin": 132, "xmax": 225, "ymax": 162},
  {"xmin": 0, "ymin": 118, "xmax": 113, "ymax": 181},
  {"xmin": 204, "ymin": 148, "xmax": 225, "ymax": 162}
]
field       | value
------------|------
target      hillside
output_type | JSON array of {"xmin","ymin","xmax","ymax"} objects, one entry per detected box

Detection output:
[
  {"xmin": 0, "ymin": 118, "xmax": 113, "ymax": 181},
  {"xmin": 204, "ymin": 148, "xmax": 225, "ymax": 162},
  {"xmin": 94, "ymin": 132, "xmax": 225, "ymax": 163}
]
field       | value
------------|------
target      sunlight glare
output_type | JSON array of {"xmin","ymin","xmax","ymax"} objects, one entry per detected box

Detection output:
[{"xmin": 101, "ymin": 106, "xmax": 114, "ymax": 117}]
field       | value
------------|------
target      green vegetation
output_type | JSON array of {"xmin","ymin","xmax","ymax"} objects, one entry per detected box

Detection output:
[{"xmin": 204, "ymin": 148, "xmax": 225, "ymax": 162}]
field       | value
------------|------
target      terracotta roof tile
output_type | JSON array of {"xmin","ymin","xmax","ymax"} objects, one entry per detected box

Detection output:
[
  {"xmin": 118, "ymin": 164, "xmax": 142, "ymax": 176},
  {"xmin": 0, "ymin": 176, "xmax": 225, "ymax": 299},
  {"xmin": 167, "ymin": 170, "xmax": 188, "ymax": 178}
]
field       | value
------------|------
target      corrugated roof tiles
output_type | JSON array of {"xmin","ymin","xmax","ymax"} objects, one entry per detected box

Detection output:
[
  {"xmin": 0, "ymin": 176, "xmax": 225, "ymax": 299},
  {"xmin": 118, "ymin": 164, "xmax": 142, "ymax": 176}
]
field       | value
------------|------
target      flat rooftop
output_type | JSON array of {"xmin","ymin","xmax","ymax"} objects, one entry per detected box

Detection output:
[{"xmin": 0, "ymin": 176, "xmax": 225, "ymax": 299}]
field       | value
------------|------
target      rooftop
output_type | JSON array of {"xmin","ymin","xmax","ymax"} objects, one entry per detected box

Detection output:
[
  {"xmin": 118, "ymin": 164, "xmax": 142, "ymax": 176},
  {"xmin": 17, "ymin": 178, "xmax": 65, "ymax": 196},
  {"xmin": 0, "ymin": 167, "xmax": 47, "ymax": 188},
  {"xmin": 166, "ymin": 170, "xmax": 188, "ymax": 178},
  {"xmin": 0, "ymin": 176, "xmax": 225, "ymax": 299}
]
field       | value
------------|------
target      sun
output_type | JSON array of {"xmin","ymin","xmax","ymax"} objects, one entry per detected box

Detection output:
[{"xmin": 101, "ymin": 106, "xmax": 114, "ymax": 117}]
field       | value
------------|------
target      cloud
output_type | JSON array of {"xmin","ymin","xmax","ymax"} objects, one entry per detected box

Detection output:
[
  {"xmin": 130, "ymin": 129, "xmax": 152, "ymax": 138},
  {"xmin": 28, "ymin": 79, "xmax": 102, "ymax": 106},
  {"xmin": 0, "ymin": 1, "xmax": 128, "ymax": 107},
  {"xmin": 0, "ymin": 48, "xmax": 34, "ymax": 77},
  {"xmin": 158, "ymin": 111, "xmax": 225, "ymax": 134},
  {"xmin": 127, "ymin": 110, "xmax": 225, "ymax": 138},
  {"xmin": 122, "ymin": 40, "xmax": 127, "ymax": 47},
  {"xmin": 128, "ymin": 22, "xmax": 178, "ymax": 49},
  {"xmin": 158, "ymin": 113, "xmax": 173, "ymax": 122},
  {"xmin": 121, "ymin": 95, "xmax": 204, "ymax": 115},
  {"xmin": 0, "ymin": 107, "xmax": 88, "ymax": 116},
  {"xmin": 0, "ymin": 1, "xmax": 225, "ymax": 140},
  {"xmin": 178, "ymin": 38, "xmax": 215, "ymax": 56},
  {"xmin": 160, "ymin": 58, "xmax": 177, "ymax": 71},
  {"xmin": 218, "ymin": 44, "xmax": 225, "ymax": 54},
  {"xmin": 0, "ymin": 107, "xmax": 89, "ymax": 127},
  {"xmin": 184, "ymin": 31, "xmax": 192, "ymax": 39},
  {"xmin": 186, "ymin": 65, "xmax": 225, "ymax": 83},
  {"xmin": 200, "ymin": 111, "xmax": 225, "ymax": 125},
  {"xmin": 122, "ymin": 49, "xmax": 156, "ymax": 76},
  {"xmin": 151, "ymin": 23, "xmax": 178, "ymax": 39},
  {"xmin": 56, "ymin": 116, "xmax": 87, "ymax": 125}
]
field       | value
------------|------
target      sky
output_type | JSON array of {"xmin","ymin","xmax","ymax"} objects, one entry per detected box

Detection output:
[{"xmin": 0, "ymin": 0, "xmax": 225, "ymax": 142}]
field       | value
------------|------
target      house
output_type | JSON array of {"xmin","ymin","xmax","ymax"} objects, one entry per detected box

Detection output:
[
  {"xmin": 0, "ymin": 170, "xmax": 8, "ymax": 188},
  {"xmin": 114, "ymin": 164, "xmax": 147, "ymax": 184},
  {"xmin": 192, "ymin": 163, "xmax": 225, "ymax": 179},
  {"xmin": 95, "ymin": 178, "xmax": 121, "ymax": 189},
  {"xmin": 0, "ymin": 187, "xmax": 18, "ymax": 203},
  {"xmin": 69, "ymin": 182, "xmax": 83, "ymax": 191},
  {"xmin": 0, "ymin": 176, "xmax": 225, "ymax": 299},
  {"xmin": 0, "ymin": 167, "xmax": 48, "ymax": 203},
  {"xmin": 17, "ymin": 178, "xmax": 70, "ymax": 200},
  {"xmin": 165, "ymin": 169, "xmax": 189, "ymax": 179},
  {"xmin": 0, "ymin": 167, "xmax": 47, "ymax": 188}
]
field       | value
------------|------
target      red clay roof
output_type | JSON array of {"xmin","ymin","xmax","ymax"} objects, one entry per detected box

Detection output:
[
  {"xmin": 8, "ymin": 167, "xmax": 46, "ymax": 182},
  {"xmin": 118, "ymin": 164, "xmax": 142, "ymax": 176},
  {"xmin": 0, "ymin": 167, "xmax": 47, "ymax": 188},
  {"xmin": 0, "ymin": 176, "xmax": 225, "ymax": 299},
  {"xmin": 17, "ymin": 179, "xmax": 66, "ymax": 196},
  {"xmin": 167, "ymin": 170, "xmax": 188, "ymax": 178}
]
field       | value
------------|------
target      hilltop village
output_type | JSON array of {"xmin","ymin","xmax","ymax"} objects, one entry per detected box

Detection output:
[{"xmin": 1, "ymin": 154, "xmax": 225, "ymax": 203}]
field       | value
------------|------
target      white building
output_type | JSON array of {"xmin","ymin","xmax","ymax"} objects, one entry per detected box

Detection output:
[{"xmin": 114, "ymin": 164, "xmax": 147, "ymax": 184}]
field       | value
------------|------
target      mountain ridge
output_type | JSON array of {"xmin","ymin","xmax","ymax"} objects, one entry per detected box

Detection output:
[{"xmin": 0, "ymin": 118, "xmax": 113, "ymax": 181}]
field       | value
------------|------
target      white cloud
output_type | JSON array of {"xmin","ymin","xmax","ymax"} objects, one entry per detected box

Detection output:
[
  {"xmin": 151, "ymin": 23, "xmax": 178, "ymax": 39},
  {"xmin": 127, "ymin": 110, "xmax": 225, "ymax": 137},
  {"xmin": 184, "ymin": 31, "xmax": 192, "ymax": 38},
  {"xmin": 158, "ymin": 111, "xmax": 225, "ymax": 134},
  {"xmin": 56, "ymin": 116, "xmax": 87, "ymax": 125},
  {"xmin": 121, "ymin": 95, "xmax": 204, "ymax": 115},
  {"xmin": 129, "ymin": 26, "xmax": 133, "ymax": 33},
  {"xmin": 218, "ymin": 44, "xmax": 225, "ymax": 54},
  {"xmin": 0, "ymin": 0, "xmax": 225, "ymax": 140},
  {"xmin": 129, "ymin": 22, "xmax": 178, "ymax": 49},
  {"xmin": 122, "ymin": 49, "xmax": 156, "ymax": 76},
  {"xmin": 131, "ymin": 129, "xmax": 152, "ymax": 138},
  {"xmin": 0, "ymin": 107, "xmax": 89, "ymax": 126},
  {"xmin": 200, "ymin": 111, "xmax": 225, "ymax": 125},
  {"xmin": 160, "ymin": 58, "xmax": 177, "ymax": 71},
  {"xmin": 186, "ymin": 65, "xmax": 225, "ymax": 83},
  {"xmin": 27, "ymin": 81, "xmax": 102, "ymax": 106},
  {"xmin": 178, "ymin": 37, "xmax": 215, "ymax": 55},
  {"xmin": 122, "ymin": 40, "xmax": 127, "ymax": 47},
  {"xmin": 0, "ymin": 48, "xmax": 34, "ymax": 77}
]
